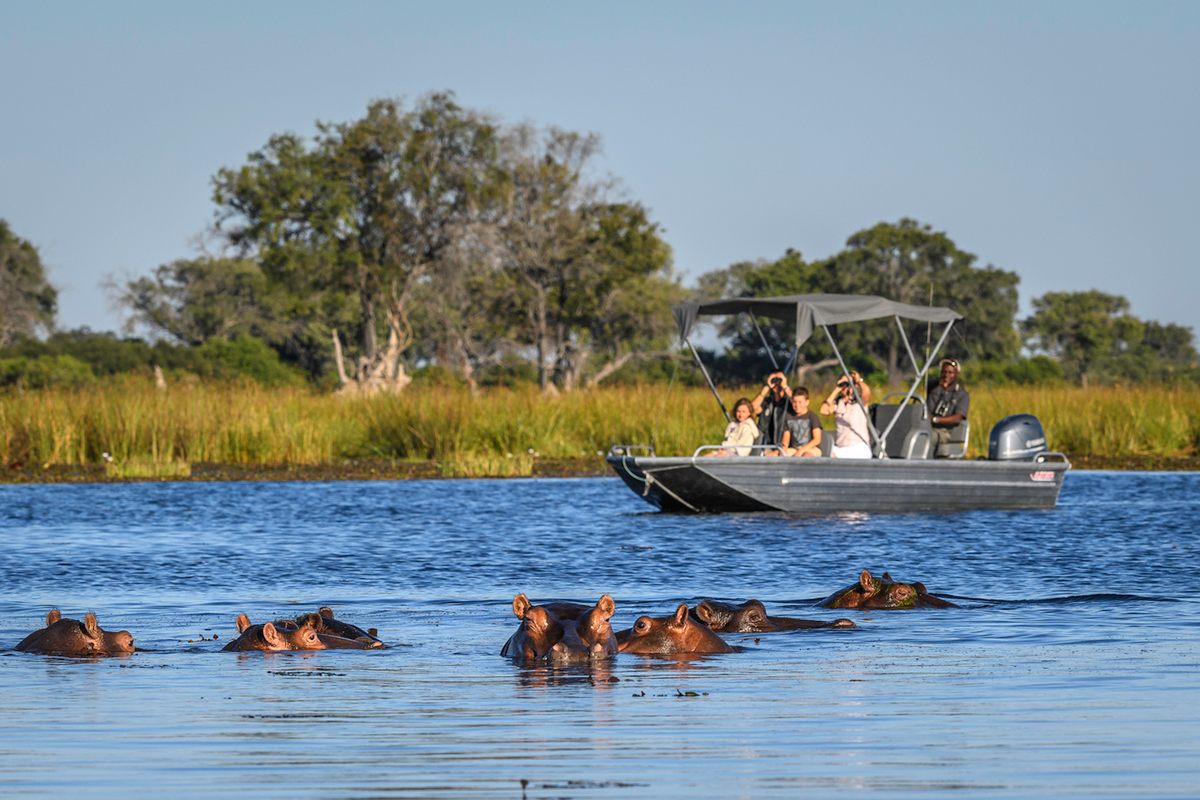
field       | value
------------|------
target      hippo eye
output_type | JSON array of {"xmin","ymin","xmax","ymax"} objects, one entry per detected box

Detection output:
[{"xmin": 635, "ymin": 619, "xmax": 650, "ymax": 632}]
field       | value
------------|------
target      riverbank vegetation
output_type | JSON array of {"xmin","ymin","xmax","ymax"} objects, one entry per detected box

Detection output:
[
  {"xmin": 3, "ymin": 381, "xmax": 1198, "ymax": 481},
  {"xmin": 4, "ymin": 93, "xmax": 1199, "ymax": 483}
]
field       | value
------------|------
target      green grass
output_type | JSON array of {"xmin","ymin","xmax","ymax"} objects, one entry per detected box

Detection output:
[{"xmin": 3, "ymin": 378, "xmax": 1198, "ymax": 474}]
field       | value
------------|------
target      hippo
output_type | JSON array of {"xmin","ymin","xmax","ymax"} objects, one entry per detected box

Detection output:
[
  {"xmin": 617, "ymin": 604, "xmax": 733, "ymax": 655},
  {"xmin": 817, "ymin": 570, "xmax": 960, "ymax": 609},
  {"xmin": 294, "ymin": 607, "xmax": 386, "ymax": 649},
  {"xmin": 694, "ymin": 599, "xmax": 857, "ymax": 632},
  {"xmin": 221, "ymin": 613, "xmax": 328, "ymax": 652},
  {"xmin": 16, "ymin": 609, "xmax": 135, "ymax": 656},
  {"xmin": 501, "ymin": 594, "xmax": 618, "ymax": 662}
]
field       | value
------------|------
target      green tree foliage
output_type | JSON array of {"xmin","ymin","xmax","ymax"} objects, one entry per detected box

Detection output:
[
  {"xmin": 1022, "ymin": 290, "xmax": 1198, "ymax": 387},
  {"xmin": 213, "ymin": 93, "xmax": 500, "ymax": 393},
  {"xmin": 0, "ymin": 329, "xmax": 305, "ymax": 387},
  {"xmin": 697, "ymin": 220, "xmax": 1020, "ymax": 385},
  {"xmin": 493, "ymin": 127, "xmax": 682, "ymax": 390},
  {"xmin": 118, "ymin": 256, "xmax": 351, "ymax": 376},
  {"xmin": 0, "ymin": 220, "xmax": 58, "ymax": 347}
]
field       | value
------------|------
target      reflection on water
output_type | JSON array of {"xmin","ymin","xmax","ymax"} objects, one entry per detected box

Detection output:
[{"xmin": 1, "ymin": 472, "xmax": 1199, "ymax": 798}]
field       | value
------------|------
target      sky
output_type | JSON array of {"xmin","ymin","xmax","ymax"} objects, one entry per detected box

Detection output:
[{"xmin": 3, "ymin": 1, "xmax": 1198, "ymax": 340}]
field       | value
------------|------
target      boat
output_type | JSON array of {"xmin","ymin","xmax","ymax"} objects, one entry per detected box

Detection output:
[{"xmin": 607, "ymin": 294, "xmax": 1070, "ymax": 513}]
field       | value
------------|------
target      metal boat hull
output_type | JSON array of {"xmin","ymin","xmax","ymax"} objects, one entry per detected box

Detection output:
[{"xmin": 607, "ymin": 455, "xmax": 1069, "ymax": 513}]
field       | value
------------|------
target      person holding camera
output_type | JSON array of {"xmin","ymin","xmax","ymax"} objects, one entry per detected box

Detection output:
[
  {"xmin": 928, "ymin": 358, "xmax": 969, "ymax": 450},
  {"xmin": 751, "ymin": 370, "xmax": 793, "ymax": 452},
  {"xmin": 819, "ymin": 370, "xmax": 872, "ymax": 459}
]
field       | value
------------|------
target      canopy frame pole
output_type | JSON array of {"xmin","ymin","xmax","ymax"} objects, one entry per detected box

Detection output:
[
  {"xmin": 750, "ymin": 310, "xmax": 780, "ymax": 370},
  {"xmin": 685, "ymin": 336, "xmax": 731, "ymax": 423},
  {"xmin": 894, "ymin": 315, "xmax": 921, "ymax": 376},
  {"xmin": 875, "ymin": 320, "xmax": 957, "ymax": 448},
  {"xmin": 782, "ymin": 344, "xmax": 800, "ymax": 377},
  {"xmin": 821, "ymin": 324, "xmax": 883, "ymax": 455}
]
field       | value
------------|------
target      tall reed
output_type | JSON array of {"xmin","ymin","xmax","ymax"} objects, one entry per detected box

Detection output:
[{"xmin": 3, "ymin": 380, "xmax": 1197, "ymax": 471}]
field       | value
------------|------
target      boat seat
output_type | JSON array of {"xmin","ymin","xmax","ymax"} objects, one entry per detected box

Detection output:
[
  {"xmin": 818, "ymin": 429, "xmax": 833, "ymax": 457},
  {"xmin": 934, "ymin": 420, "xmax": 970, "ymax": 459},
  {"xmin": 872, "ymin": 399, "xmax": 933, "ymax": 460}
]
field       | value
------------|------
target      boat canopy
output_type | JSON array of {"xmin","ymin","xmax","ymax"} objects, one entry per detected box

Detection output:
[{"xmin": 672, "ymin": 294, "xmax": 962, "ymax": 348}]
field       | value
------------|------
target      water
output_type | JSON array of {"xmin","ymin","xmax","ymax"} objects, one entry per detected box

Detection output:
[{"xmin": 0, "ymin": 472, "xmax": 1197, "ymax": 799}]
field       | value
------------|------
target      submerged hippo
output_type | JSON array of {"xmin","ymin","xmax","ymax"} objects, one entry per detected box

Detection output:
[
  {"xmin": 16, "ymin": 609, "xmax": 135, "ymax": 656},
  {"xmin": 817, "ymin": 570, "xmax": 960, "ymax": 609},
  {"xmin": 221, "ymin": 613, "xmax": 328, "ymax": 652},
  {"xmin": 618, "ymin": 604, "xmax": 733, "ymax": 655},
  {"xmin": 501, "ymin": 594, "xmax": 618, "ymax": 662},
  {"xmin": 293, "ymin": 607, "xmax": 386, "ymax": 649},
  {"xmin": 694, "ymin": 599, "xmax": 857, "ymax": 632}
]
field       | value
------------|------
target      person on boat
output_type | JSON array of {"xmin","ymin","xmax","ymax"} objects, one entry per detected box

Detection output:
[
  {"xmin": 819, "ymin": 371, "xmax": 872, "ymax": 459},
  {"xmin": 769, "ymin": 387, "xmax": 823, "ymax": 457},
  {"xmin": 751, "ymin": 370, "xmax": 792, "ymax": 449},
  {"xmin": 928, "ymin": 358, "xmax": 969, "ymax": 451},
  {"xmin": 704, "ymin": 398, "xmax": 760, "ymax": 457}
]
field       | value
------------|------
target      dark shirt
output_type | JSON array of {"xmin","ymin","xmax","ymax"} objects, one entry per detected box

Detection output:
[
  {"xmin": 783, "ymin": 409, "xmax": 822, "ymax": 450},
  {"xmin": 758, "ymin": 392, "xmax": 792, "ymax": 446},
  {"xmin": 928, "ymin": 383, "xmax": 969, "ymax": 421}
]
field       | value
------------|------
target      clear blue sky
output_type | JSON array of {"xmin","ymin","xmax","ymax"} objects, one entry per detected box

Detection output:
[{"xmin": 3, "ymin": 1, "xmax": 1198, "ymax": 338}]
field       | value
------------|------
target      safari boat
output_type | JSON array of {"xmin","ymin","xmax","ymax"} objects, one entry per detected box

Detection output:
[{"xmin": 607, "ymin": 294, "xmax": 1070, "ymax": 513}]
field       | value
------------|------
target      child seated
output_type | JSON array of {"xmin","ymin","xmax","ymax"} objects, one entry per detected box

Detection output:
[
  {"xmin": 703, "ymin": 398, "xmax": 759, "ymax": 456},
  {"xmin": 778, "ymin": 387, "xmax": 822, "ymax": 457}
]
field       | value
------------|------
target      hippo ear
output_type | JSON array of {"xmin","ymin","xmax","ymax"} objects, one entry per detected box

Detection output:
[
  {"xmin": 84, "ymin": 613, "xmax": 100, "ymax": 638},
  {"xmin": 859, "ymin": 569, "xmax": 876, "ymax": 593},
  {"xmin": 319, "ymin": 606, "xmax": 334, "ymax": 619},
  {"xmin": 235, "ymin": 613, "xmax": 252, "ymax": 633},
  {"xmin": 596, "ymin": 595, "xmax": 615, "ymax": 618},
  {"xmin": 512, "ymin": 594, "xmax": 532, "ymax": 620},
  {"xmin": 913, "ymin": 582, "xmax": 928, "ymax": 594},
  {"xmin": 695, "ymin": 601, "xmax": 715, "ymax": 624},
  {"xmin": 672, "ymin": 604, "xmax": 690, "ymax": 628},
  {"xmin": 262, "ymin": 623, "xmax": 282, "ymax": 647},
  {"xmin": 46, "ymin": 608, "xmax": 62, "ymax": 626},
  {"xmin": 882, "ymin": 572, "xmax": 893, "ymax": 582}
]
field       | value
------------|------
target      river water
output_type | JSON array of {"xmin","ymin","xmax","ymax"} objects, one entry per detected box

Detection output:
[{"xmin": 0, "ymin": 471, "xmax": 1197, "ymax": 799}]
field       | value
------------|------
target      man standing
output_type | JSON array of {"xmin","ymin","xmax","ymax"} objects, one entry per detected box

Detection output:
[
  {"xmin": 928, "ymin": 358, "xmax": 970, "ymax": 453},
  {"xmin": 752, "ymin": 370, "xmax": 792, "ymax": 451}
]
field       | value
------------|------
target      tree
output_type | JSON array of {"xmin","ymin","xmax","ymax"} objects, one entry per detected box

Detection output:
[
  {"xmin": 823, "ymin": 219, "xmax": 1020, "ymax": 383},
  {"xmin": 491, "ymin": 126, "xmax": 682, "ymax": 391},
  {"xmin": 493, "ymin": 126, "xmax": 601, "ymax": 390},
  {"xmin": 1021, "ymin": 290, "xmax": 1143, "ymax": 388},
  {"xmin": 213, "ymin": 93, "xmax": 500, "ymax": 394},
  {"xmin": 568, "ymin": 202, "xmax": 683, "ymax": 388},
  {"xmin": 0, "ymin": 220, "xmax": 57, "ymax": 347}
]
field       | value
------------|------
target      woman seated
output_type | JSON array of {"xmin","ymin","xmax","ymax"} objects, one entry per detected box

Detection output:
[{"xmin": 703, "ymin": 398, "xmax": 760, "ymax": 456}]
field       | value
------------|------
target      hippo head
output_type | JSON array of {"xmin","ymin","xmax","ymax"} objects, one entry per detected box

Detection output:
[
  {"xmin": 547, "ymin": 595, "xmax": 618, "ymax": 663},
  {"xmin": 222, "ymin": 613, "xmax": 327, "ymax": 652},
  {"xmin": 502, "ymin": 594, "xmax": 566, "ymax": 661},
  {"xmin": 295, "ymin": 608, "xmax": 385, "ymax": 649},
  {"xmin": 695, "ymin": 599, "xmax": 778, "ymax": 633},
  {"xmin": 619, "ymin": 604, "xmax": 733, "ymax": 655},
  {"xmin": 16, "ymin": 609, "xmax": 135, "ymax": 656},
  {"xmin": 818, "ymin": 570, "xmax": 955, "ymax": 609}
]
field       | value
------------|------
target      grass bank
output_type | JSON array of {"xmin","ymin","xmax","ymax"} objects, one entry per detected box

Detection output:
[{"xmin": 2, "ymin": 380, "xmax": 1198, "ymax": 481}]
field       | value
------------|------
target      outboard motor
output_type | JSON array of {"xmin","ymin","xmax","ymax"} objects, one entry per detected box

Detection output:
[{"xmin": 988, "ymin": 414, "xmax": 1049, "ymax": 461}]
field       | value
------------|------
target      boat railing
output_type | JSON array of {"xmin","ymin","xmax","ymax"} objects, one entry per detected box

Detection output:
[
  {"xmin": 1035, "ymin": 452, "xmax": 1071, "ymax": 465},
  {"xmin": 691, "ymin": 444, "xmax": 786, "ymax": 458},
  {"xmin": 608, "ymin": 444, "xmax": 656, "ymax": 458}
]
